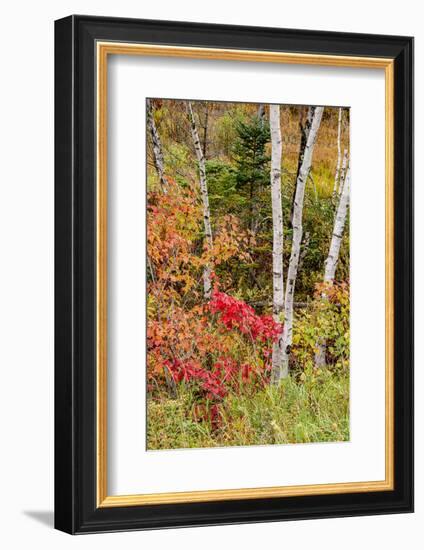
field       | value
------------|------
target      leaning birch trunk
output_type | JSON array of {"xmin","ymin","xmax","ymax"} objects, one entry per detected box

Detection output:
[
  {"xmin": 325, "ymin": 166, "xmax": 350, "ymax": 282},
  {"xmin": 257, "ymin": 103, "xmax": 266, "ymax": 125},
  {"xmin": 332, "ymin": 108, "xmax": 343, "ymax": 200},
  {"xmin": 290, "ymin": 107, "xmax": 313, "ymax": 227},
  {"xmin": 186, "ymin": 101, "xmax": 213, "ymax": 300},
  {"xmin": 269, "ymin": 105, "xmax": 285, "ymax": 383},
  {"xmin": 281, "ymin": 106, "xmax": 324, "ymax": 377},
  {"xmin": 337, "ymin": 148, "xmax": 349, "ymax": 197},
  {"xmin": 315, "ymin": 166, "xmax": 350, "ymax": 368},
  {"xmin": 146, "ymin": 99, "xmax": 168, "ymax": 193}
]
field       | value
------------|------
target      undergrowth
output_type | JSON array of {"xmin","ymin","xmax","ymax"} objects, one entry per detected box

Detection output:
[{"xmin": 147, "ymin": 368, "xmax": 349, "ymax": 450}]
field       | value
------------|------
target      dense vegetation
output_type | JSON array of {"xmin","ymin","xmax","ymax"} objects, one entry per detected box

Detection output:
[{"xmin": 146, "ymin": 100, "xmax": 350, "ymax": 449}]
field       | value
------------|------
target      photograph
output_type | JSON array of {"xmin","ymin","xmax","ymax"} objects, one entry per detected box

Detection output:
[{"xmin": 146, "ymin": 99, "xmax": 351, "ymax": 450}]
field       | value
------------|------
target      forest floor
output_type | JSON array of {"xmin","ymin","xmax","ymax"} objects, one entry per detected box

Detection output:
[{"xmin": 147, "ymin": 369, "xmax": 349, "ymax": 450}]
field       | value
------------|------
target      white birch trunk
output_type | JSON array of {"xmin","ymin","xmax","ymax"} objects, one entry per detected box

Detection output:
[
  {"xmin": 290, "ymin": 107, "xmax": 313, "ymax": 227},
  {"xmin": 325, "ymin": 166, "xmax": 350, "ymax": 282},
  {"xmin": 257, "ymin": 104, "xmax": 266, "ymax": 125},
  {"xmin": 332, "ymin": 108, "xmax": 342, "ymax": 199},
  {"xmin": 337, "ymin": 148, "xmax": 349, "ymax": 196},
  {"xmin": 315, "ymin": 165, "xmax": 350, "ymax": 367},
  {"xmin": 269, "ymin": 105, "xmax": 285, "ymax": 383},
  {"xmin": 146, "ymin": 99, "xmax": 168, "ymax": 193},
  {"xmin": 281, "ymin": 106, "xmax": 324, "ymax": 377},
  {"xmin": 187, "ymin": 101, "xmax": 213, "ymax": 299}
]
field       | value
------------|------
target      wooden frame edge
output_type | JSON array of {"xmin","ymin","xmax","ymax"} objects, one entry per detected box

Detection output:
[
  {"xmin": 97, "ymin": 41, "xmax": 108, "ymax": 507},
  {"xmin": 98, "ymin": 479, "xmax": 393, "ymax": 508}
]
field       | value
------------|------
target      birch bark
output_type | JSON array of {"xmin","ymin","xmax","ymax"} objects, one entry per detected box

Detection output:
[
  {"xmin": 186, "ymin": 101, "xmax": 213, "ymax": 299},
  {"xmin": 325, "ymin": 166, "xmax": 350, "ymax": 282},
  {"xmin": 201, "ymin": 102, "xmax": 209, "ymax": 158},
  {"xmin": 269, "ymin": 105, "xmax": 285, "ymax": 383},
  {"xmin": 315, "ymin": 165, "xmax": 350, "ymax": 367},
  {"xmin": 280, "ymin": 106, "xmax": 324, "ymax": 378},
  {"xmin": 332, "ymin": 108, "xmax": 343, "ymax": 200},
  {"xmin": 257, "ymin": 104, "xmax": 266, "ymax": 125},
  {"xmin": 146, "ymin": 99, "xmax": 168, "ymax": 193},
  {"xmin": 337, "ymin": 149, "xmax": 349, "ymax": 196},
  {"xmin": 290, "ymin": 107, "xmax": 313, "ymax": 227}
]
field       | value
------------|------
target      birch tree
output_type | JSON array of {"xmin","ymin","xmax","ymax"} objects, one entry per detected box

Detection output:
[
  {"xmin": 336, "ymin": 148, "xmax": 348, "ymax": 197},
  {"xmin": 269, "ymin": 105, "xmax": 285, "ymax": 383},
  {"xmin": 279, "ymin": 106, "xmax": 324, "ymax": 379},
  {"xmin": 332, "ymin": 108, "xmax": 343, "ymax": 200},
  {"xmin": 290, "ymin": 107, "xmax": 313, "ymax": 227},
  {"xmin": 200, "ymin": 101, "xmax": 209, "ymax": 158},
  {"xmin": 325, "ymin": 166, "xmax": 350, "ymax": 282},
  {"xmin": 146, "ymin": 99, "xmax": 168, "ymax": 193},
  {"xmin": 315, "ymin": 165, "xmax": 350, "ymax": 367},
  {"xmin": 257, "ymin": 103, "xmax": 266, "ymax": 125},
  {"xmin": 186, "ymin": 101, "xmax": 213, "ymax": 299}
]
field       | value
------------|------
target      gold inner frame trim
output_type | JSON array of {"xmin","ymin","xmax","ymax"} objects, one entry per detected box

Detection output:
[{"xmin": 96, "ymin": 41, "xmax": 395, "ymax": 508}]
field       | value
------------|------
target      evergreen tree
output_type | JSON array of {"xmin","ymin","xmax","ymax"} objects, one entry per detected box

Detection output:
[
  {"xmin": 233, "ymin": 115, "xmax": 271, "ymax": 203},
  {"xmin": 232, "ymin": 114, "xmax": 271, "ymax": 289}
]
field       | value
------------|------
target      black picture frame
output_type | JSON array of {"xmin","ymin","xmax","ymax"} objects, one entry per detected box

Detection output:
[{"xmin": 55, "ymin": 14, "xmax": 414, "ymax": 534}]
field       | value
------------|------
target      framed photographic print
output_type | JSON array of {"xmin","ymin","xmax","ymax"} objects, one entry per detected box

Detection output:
[{"xmin": 54, "ymin": 15, "xmax": 413, "ymax": 534}]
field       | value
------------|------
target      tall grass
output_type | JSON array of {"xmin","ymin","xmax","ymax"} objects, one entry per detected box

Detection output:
[{"xmin": 147, "ymin": 369, "xmax": 349, "ymax": 450}]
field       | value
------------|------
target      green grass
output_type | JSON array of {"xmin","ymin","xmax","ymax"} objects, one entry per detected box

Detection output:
[{"xmin": 147, "ymin": 370, "xmax": 349, "ymax": 450}]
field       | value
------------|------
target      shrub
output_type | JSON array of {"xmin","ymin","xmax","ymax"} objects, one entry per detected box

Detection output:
[{"xmin": 291, "ymin": 281, "xmax": 350, "ymax": 372}]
